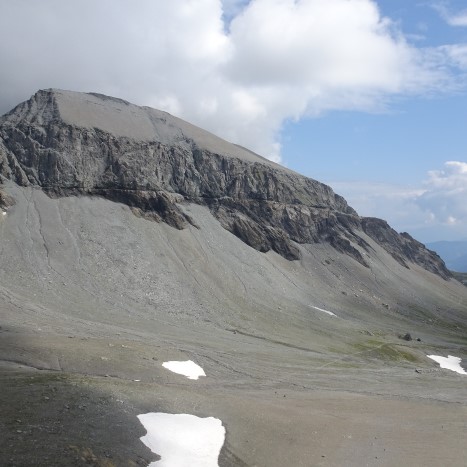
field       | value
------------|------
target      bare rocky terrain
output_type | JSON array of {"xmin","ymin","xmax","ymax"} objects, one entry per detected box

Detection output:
[{"xmin": 0, "ymin": 90, "xmax": 466, "ymax": 467}]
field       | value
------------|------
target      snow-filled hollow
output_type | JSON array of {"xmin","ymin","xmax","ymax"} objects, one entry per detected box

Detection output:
[
  {"xmin": 162, "ymin": 360, "xmax": 206, "ymax": 380},
  {"xmin": 138, "ymin": 412, "xmax": 225, "ymax": 467},
  {"xmin": 311, "ymin": 305, "xmax": 337, "ymax": 317},
  {"xmin": 427, "ymin": 355, "xmax": 466, "ymax": 375}
]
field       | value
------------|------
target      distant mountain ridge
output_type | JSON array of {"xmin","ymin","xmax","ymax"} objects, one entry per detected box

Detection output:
[{"xmin": 427, "ymin": 240, "xmax": 467, "ymax": 272}]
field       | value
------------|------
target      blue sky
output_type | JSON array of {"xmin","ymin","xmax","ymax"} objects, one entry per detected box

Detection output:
[
  {"xmin": 0, "ymin": 0, "xmax": 466, "ymax": 242},
  {"xmin": 278, "ymin": 0, "xmax": 467, "ymax": 242}
]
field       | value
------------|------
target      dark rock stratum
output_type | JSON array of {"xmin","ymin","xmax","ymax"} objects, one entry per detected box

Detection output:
[{"xmin": 0, "ymin": 89, "xmax": 450, "ymax": 278}]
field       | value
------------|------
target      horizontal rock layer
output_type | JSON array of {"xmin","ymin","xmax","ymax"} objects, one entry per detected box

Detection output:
[{"xmin": 0, "ymin": 89, "xmax": 450, "ymax": 278}]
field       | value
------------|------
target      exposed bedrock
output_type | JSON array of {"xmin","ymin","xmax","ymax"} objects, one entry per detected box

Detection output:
[{"xmin": 0, "ymin": 89, "xmax": 450, "ymax": 278}]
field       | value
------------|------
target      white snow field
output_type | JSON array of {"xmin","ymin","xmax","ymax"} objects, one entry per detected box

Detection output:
[
  {"xmin": 138, "ymin": 413, "xmax": 225, "ymax": 467},
  {"xmin": 427, "ymin": 355, "xmax": 466, "ymax": 375},
  {"xmin": 162, "ymin": 360, "xmax": 206, "ymax": 380}
]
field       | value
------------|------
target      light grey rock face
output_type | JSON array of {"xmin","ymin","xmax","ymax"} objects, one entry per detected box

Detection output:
[{"xmin": 0, "ymin": 89, "xmax": 450, "ymax": 276}]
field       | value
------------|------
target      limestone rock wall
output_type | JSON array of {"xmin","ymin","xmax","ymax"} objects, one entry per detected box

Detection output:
[{"xmin": 0, "ymin": 89, "xmax": 451, "ymax": 278}]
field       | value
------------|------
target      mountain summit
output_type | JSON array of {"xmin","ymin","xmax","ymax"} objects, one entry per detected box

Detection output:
[{"xmin": 0, "ymin": 89, "xmax": 449, "ymax": 276}]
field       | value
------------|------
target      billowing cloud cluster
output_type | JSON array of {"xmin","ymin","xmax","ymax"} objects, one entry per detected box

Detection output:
[
  {"xmin": 0, "ymin": 0, "xmax": 461, "ymax": 161},
  {"xmin": 417, "ymin": 161, "xmax": 467, "ymax": 226},
  {"xmin": 331, "ymin": 161, "xmax": 467, "ymax": 241}
]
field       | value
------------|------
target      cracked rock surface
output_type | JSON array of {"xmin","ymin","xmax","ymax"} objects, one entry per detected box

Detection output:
[{"xmin": 0, "ymin": 89, "xmax": 449, "ymax": 276}]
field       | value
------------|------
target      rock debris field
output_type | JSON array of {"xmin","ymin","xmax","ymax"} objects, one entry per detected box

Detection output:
[{"xmin": 1, "ymin": 90, "xmax": 466, "ymax": 467}]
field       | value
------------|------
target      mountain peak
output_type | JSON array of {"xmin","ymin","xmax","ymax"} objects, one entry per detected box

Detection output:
[
  {"xmin": 0, "ymin": 89, "xmax": 450, "ymax": 278},
  {"xmin": 2, "ymin": 89, "xmax": 281, "ymax": 169}
]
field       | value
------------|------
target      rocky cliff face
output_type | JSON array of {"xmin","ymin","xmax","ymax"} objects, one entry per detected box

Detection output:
[{"xmin": 0, "ymin": 89, "xmax": 450, "ymax": 278}]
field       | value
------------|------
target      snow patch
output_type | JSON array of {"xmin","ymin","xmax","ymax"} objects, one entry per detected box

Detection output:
[
  {"xmin": 162, "ymin": 360, "xmax": 206, "ymax": 380},
  {"xmin": 311, "ymin": 306, "xmax": 337, "ymax": 317},
  {"xmin": 427, "ymin": 355, "xmax": 466, "ymax": 375},
  {"xmin": 138, "ymin": 412, "xmax": 225, "ymax": 467}
]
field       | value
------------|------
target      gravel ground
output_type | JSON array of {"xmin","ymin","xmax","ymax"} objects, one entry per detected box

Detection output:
[{"xmin": 1, "ymin": 184, "xmax": 466, "ymax": 466}]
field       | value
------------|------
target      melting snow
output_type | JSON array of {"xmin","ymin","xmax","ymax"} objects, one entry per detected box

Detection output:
[
  {"xmin": 427, "ymin": 355, "xmax": 466, "ymax": 375},
  {"xmin": 162, "ymin": 360, "xmax": 206, "ymax": 380},
  {"xmin": 311, "ymin": 306, "xmax": 337, "ymax": 317},
  {"xmin": 138, "ymin": 412, "xmax": 225, "ymax": 467}
]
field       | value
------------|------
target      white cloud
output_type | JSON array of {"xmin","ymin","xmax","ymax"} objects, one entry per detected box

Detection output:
[
  {"xmin": 437, "ymin": 44, "xmax": 467, "ymax": 69},
  {"xmin": 329, "ymin": 181, "xmax": 428, "ymax": 231},
  {"xmin": 416, "ymin": 161, "xmax": 467, "ymax": 225},
  {"xmin": 433, "ymin": 3, "xmax": 467, "ymax": 27},
  {"xmin": 228, "ymin": 0, "xmax": 410, "ymax": 90},
  {"xmin": 0, "ymin": 0, "xmax": 464, "ymax": 162},
  {"xmin": 448, "ymin": 13, "xmax": 467, "ymax": 26},
  {"xmin": 329, "ymin": 161, "xmax": 467, "ymax": 242}
]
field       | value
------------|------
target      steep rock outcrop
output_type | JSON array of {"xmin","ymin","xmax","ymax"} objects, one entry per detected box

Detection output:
[
  {"xmin": 361, "ymin": 218, "xmax": 450, "ymax": 279},
  {"xmin": 0, "ymin": 89, "xmax": 451, "ymax": 278}
]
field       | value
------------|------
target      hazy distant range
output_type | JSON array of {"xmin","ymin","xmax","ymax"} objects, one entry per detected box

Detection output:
[{"xmin": 427, "ymin": 241, "xmax": 467, "ymax": 272}]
